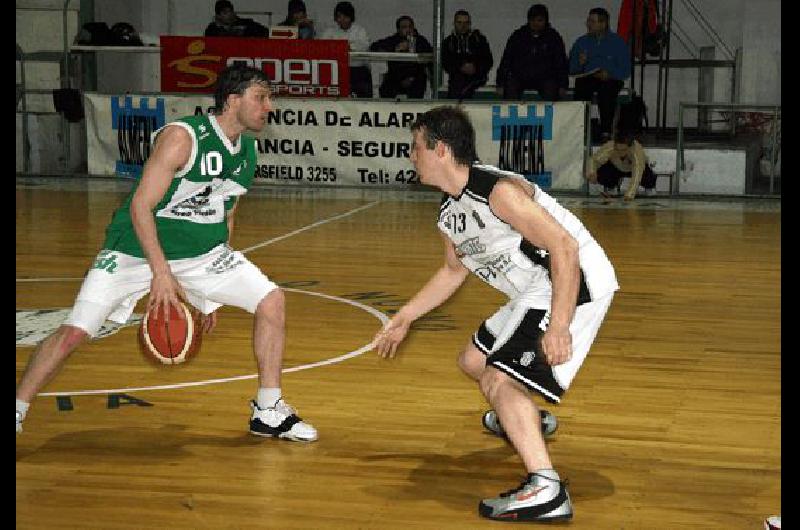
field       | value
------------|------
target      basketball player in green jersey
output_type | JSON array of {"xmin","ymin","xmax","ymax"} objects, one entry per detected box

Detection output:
[{"xmin": 16, "ymin": 65, "xmax": 317, "ymax": 442}]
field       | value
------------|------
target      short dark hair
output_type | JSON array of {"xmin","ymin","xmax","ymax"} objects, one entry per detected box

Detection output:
[
  {"xmin": 613, "ymin": 128, "xmax": 636, "ymax": 145},
  {"xmin": 334, "ymin": 1, "xmax": 355, "ymax": 21},
  {"xmin": 527, "ymin": 4, "xmax": 549, "ymax": 22},
  {"xmin": 215, "ymin": 0, "xmax": 234, "ymax": 15},
  {"xmin": 411, "ymin": 106, "xmax": 477, "ymax": 166},
  {"xmin": 396, "ymin": 15, "xmax": 414, "ymax": 29},
  {"xmin": 214, "ymin": 64, "xmax": 270, "ymax": 111},
  {"xmin": 454, "ymin": 9, "xmax": 470, "ymax": 20},
  {"xmin": 288, "ymin": 0, "xmax": 307, "ymax": 16},
  {"xmin": 589, "ymin": 7, "xmax": 610, "ymax": 24}
]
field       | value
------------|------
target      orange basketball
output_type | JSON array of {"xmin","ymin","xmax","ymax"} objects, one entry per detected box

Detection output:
[{"xmin": 139, "ymin": 301, "xmax": 202, "ymax": 365}]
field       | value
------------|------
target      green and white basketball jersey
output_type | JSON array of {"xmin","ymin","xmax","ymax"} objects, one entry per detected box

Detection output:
[{"xmin": 103, "ymin": 114, "xmax": 257, "ymax": 259}]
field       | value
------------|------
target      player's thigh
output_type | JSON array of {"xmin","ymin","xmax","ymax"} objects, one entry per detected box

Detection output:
[
  {"xmin": 65, "ymin": 251, "xmax": 151, "ymax": 336},
  {"xmin": 176, "ymin": 246, "xmax": 277, "ymax": 314}
]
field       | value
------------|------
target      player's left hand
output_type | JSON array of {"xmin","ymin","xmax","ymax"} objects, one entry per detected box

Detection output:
[
  {"xmin": 200, "ymin": 311, "xmax": 218, "ymax": 334},
  {"xmin": 540, "ymin": 325, "xmax": 573, "ymax": 366},
  {"xmin": 373, "ymin": 316, "xmax": 412, "ymax": 359}
]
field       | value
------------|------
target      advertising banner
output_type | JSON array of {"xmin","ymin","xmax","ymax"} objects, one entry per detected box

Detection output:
[
  {"xmin": 160, "ymin": 36, "xmax": 349, "ymax": 98},
  {"xmin": 85, "ymin": 94, "xmax": 586, "ymax": 190}
]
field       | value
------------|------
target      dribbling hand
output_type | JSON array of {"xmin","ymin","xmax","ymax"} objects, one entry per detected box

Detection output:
[
  {"xmin": 373, "ymin": 316, "xmax": 411, "ymax": 359},
  {"xmin": 148, "ymin": 270, "xmax": 187, "ymax": 321}
]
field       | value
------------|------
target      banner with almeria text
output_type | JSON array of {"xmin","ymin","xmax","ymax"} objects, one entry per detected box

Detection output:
[{"xmin": 84, "ymin": 93, "xmax": 586, "ymax": 190}]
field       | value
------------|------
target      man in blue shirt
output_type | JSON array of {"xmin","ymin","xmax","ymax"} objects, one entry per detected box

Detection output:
[{"xmin": 568, "ymin": 7, "xmax": 631, "ymax": 140}]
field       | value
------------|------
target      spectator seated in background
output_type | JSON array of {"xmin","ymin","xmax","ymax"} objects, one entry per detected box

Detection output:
[
  {"xmin": 280, "ymin": 0, "xmax": 315, "ymax": 40},
  {"xmin": 441, "ymin": 10, "xmax": 493, "ymax": 100},
  {"xmin": 320, "ymin": 2, "xmax": 372, "ymax": 98},
  {"xmin": 496, "ymin": 4, "xmax": 569, "ymax": 101},
  {"xmin": 586, "ymin": 122, "xmax": 656, "ymax": 200},
  {"xmin": 569, "ymin": 7, "xmax": 631, "ymax": 141},
  {"xmin": 370, "ymin": 16, "xmax": 433, "ymax": 99},
  {"xmin": 205, "ymin": 0, "xmax": 268, "ymax": 37}
]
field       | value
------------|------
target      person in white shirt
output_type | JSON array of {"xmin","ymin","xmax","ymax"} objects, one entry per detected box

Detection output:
[
  {"xmin": 373, "ymin": 106, "xmax": 618, "ymax": 522},
  {"xmin": 319, "ymin": 2, "xmax": 372, "ymax": 98}
]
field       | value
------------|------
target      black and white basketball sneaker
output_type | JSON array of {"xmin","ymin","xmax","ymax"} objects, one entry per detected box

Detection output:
[
  {"xmin": 482, "ymin": 409, "xmax": 558, "ymax": 439},
  {"xmin": 249, "ymin": 399, "xmax": 317, "ymax": 442},
  {"xmin": 479, "ymin": 473, "xmax": 573, "ymax": 522},
  {"xmin": 16, "ymin": 410, "xmax": 23, "ymax": 434}
]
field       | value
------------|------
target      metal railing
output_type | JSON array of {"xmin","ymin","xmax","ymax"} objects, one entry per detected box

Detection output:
[{"xmin": 676, "ymin": 102, "xmax": 781, "ymax": 194}]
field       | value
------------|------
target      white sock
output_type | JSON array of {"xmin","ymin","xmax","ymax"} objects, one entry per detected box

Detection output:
[
  {"xmin": 16, "ymin": 399, "xmax": 30, "ymax": 421},
  {"xmin": 256, "ymin": 388, "xmax": 281, "ymax": 409},
  {"xmin": 532, "ymin": 468, "xmax": 560, "ymax": 482}
]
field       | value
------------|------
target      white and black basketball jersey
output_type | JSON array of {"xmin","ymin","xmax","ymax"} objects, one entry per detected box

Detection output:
[{"xmin": 437, "ymin": 164, "xmax": 619, "ymax": 308}]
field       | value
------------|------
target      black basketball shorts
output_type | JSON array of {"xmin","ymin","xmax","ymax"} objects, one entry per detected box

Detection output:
[{"xmin": 472, "ymin": 294, "xmax": 614, "ymax": 403}]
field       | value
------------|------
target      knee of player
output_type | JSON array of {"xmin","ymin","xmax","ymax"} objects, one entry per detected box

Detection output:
[
  {"xmin": 51, "ymin": 325, "xmax": 89, "ymax": 353},
  {"xmin": 456, "ymin": 349, "xmax": 471, "ymax": 373},
  {"xmin": 256, "ymin": 288, "xmax": 286, "ymax": 321},
  {"xmin": 457, "ymin": 348, "xmax": 482, "ymax": 377}
]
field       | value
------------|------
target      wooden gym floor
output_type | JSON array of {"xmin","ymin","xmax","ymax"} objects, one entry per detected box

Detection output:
[{"xmin": 16, "ymin": 177, "xmax": 780, "ymax": 529}]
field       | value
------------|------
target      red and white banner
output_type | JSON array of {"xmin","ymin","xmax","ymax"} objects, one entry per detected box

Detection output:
[{"xmin": 160, "ymin": 36, "xmax": 350, "ymax": 97}]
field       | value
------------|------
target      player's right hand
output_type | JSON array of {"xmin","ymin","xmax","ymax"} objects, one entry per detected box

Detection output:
[
  {"xmin": 373, "ymin": 316, "xmax": 412, "ymax": 359},
  {"xmin": 148, "ymin": 270, "xmax": 186, "ymax": 320}
]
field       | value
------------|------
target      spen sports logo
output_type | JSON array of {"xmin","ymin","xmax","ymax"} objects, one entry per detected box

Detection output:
[
  {"xmin": 111, "ymin": 96, "xmax": 166, "ymax": 178},
  {"xmin": 492, "ymin": 105, "xmax": 553, "ymax": 188},
  {"xmin": 160, "ymin": 37, "xmax": 348, "ymax": 97}
]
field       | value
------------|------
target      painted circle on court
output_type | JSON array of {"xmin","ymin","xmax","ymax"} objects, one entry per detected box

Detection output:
[{"xmin": 16, "ymin": 284, "xmax": 388, "ymax": 396}]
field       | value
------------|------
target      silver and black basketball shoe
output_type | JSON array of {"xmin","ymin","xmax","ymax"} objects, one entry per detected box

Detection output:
[
  {"xmin": 249, "ymin": 399, "xmax": 317, "ymax": 442},
  {"xmin": 479, "ymin": 473, "xmax": 573, "ymax": 522},
  {"xmin": 482, "ymin": 409, "xmax": 558, "ymax": 438}
]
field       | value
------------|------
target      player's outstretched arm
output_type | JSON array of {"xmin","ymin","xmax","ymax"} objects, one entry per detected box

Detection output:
[
  {"xmin": 130, "ymin": 125, "xmax": 192, "ymax": 319},
  {"xmin": 490, "ymin": 180, "xmax": 580, "ymax": 366},
  {"xmin": 374, "ymin": 234, "xmax": 469, "ymax": 359}
]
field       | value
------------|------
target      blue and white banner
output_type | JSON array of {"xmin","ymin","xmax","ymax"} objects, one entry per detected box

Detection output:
[{"xmin": 84, "ymin": 94, "xmax": 587, "ymax": 190}]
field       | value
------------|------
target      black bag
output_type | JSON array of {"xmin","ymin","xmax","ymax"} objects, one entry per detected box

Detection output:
[
  {"xmin": 618, "ymin": 94, "xmax": 649, "ymax": 133},
  {"xmin": 53, "ymin": 88, "xmax": 84, "ymax": 122},
  {"xmin": 110, "ymin": 22, "xmax": 143, "ymax": 46},
  {"xmin": 645, "ymin": 25, "xmax": 665, "ymax": 57},
  {"xmin": 77, "ymin": 22, "xmax": 114, "ymax": 46}
]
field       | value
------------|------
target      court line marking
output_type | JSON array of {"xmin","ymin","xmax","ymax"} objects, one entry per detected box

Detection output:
[
  {"xmin": 16, "ymin": 200, "xmax": 382, "ymax": 283},
  {"xmin": 16, "ymin": 201, "xmax": 388, "ymax": 396},
  {"xmin": 241, "ymin": 201, "xmax": 380, "ymax": 254},
  {"xmin": 37, "ymin": 288, "xmax": 388, "ymax": 397}
]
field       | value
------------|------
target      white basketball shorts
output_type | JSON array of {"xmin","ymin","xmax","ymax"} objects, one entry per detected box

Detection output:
[
  {"xmin": 472, "ymin": 292, "xmax": 615, "ymax": 404},
  {"xmin": 64, "ymin": 244, "xmax": 277, "ymax": 337}
]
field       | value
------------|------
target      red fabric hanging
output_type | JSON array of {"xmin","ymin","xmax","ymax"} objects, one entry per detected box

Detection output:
[{"xmin": 617, "ymin": 0, "xmax": 659, "ymax": 56}]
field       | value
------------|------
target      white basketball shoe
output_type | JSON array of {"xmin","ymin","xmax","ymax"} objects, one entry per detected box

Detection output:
[{"xmin": 249, "ymin": 399, "xmax": 317, "ymax": 442}]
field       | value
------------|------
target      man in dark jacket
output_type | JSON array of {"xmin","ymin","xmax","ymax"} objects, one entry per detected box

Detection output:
[
  {"xmin": 370, "ymin": 16, "xmax": 433, "ymax": 99},
  {"xmin": 441, "ymin": 10, "xmax": 493, "ymax": 100},
  {"xmin": 496, "ymin": 4, "xmax": 569, "ymax": 101},
  {"xmin": 205, "ymin": 0, "xmax": 268, "ymax": 38}
]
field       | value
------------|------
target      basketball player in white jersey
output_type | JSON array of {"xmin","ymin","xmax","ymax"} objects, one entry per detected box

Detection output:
[{"xmin": 373, "ymin": 106, "xmax": 618, "ymax": 522}]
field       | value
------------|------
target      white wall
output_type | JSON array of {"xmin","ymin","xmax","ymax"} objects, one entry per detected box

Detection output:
[
  {"xmin": 739, "ymin": 0, "xmax": 780, "ymax": 104},
  {"xmin": 16, "ymin": 0, "xmax": 82, "ymax": 173}
]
